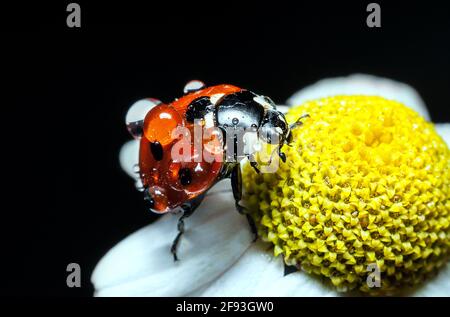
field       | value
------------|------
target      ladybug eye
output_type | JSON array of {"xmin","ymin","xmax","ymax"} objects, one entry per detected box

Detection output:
[
  {"xmin": 143, "ymin": 104, "xmax": 183, "ymax": 146},
  {"xmin": 126, "ymin": 98, "xmax": 161, "ymax": 138}
]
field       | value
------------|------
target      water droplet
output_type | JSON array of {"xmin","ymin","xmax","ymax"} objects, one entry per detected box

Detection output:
[
  {"xmin": 232, "ymin": 117, "xmax": 239, "ymax": 125},
  {"xmin": 143, "ymin": 104, "xmax": 183, "ymax": 145},
  {"xmin": 253, "ymin": 142, "xmax": 262, "ymax": 151},
  {"xmin": 134, "ymin": 179, "xmax": 144, "ymax": 192},
  {"xmin": 183, "ymin": 80, "xmax": 205, "ymax": 94},
  {"xmin": 146, "ymin": 186, "xmax": 169, "ymax": 213},
  {"xmin": 126, "ymin": 98, "xmax": 161, "ymax": 138},
  {"xmin": 194, "ymin": 163, "xmax": 204, "ymax": 173}
]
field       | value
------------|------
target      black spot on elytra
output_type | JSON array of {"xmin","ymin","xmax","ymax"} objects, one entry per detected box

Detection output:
[
  {"xmin": 179, "ymin": 168, "xmax": 192, "ymax": 186},
  {"xmin": 150, "ymin": 141, "xmax": 163, "ymax": 161},
  {"xmin": 185, "ymin": 96, "xmax": 212, "ymax": 122}
]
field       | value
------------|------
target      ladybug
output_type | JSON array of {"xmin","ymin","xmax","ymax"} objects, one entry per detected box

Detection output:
[{"xmin": 125, "ymin": 80, "xmax": 308, "ymax": 260}]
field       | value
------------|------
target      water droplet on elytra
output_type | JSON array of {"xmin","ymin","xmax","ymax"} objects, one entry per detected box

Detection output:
[
  {"xmin": 183, "ymin": 80, "xmax": 205, "ymax": 94},
  {"xmin": 135, "ymin": 179, "xmax": 145, "ymax": 192},
  {"xmin": 126, "ymin": 98, "xmax": 161, "ymax": 138}
]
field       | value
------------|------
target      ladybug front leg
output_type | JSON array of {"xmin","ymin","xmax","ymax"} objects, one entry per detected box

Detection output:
[
  {"xmin": 231, "ymin": 165, "xmax": 258, "ymax": 242},
  {"xmin": 278, "ymin": 145, "xmax": 287, "ymax": 163},
  {"xmin": 248, "ymin": 153, "xmax": 261, "ymax": 174},
  {"xmin": 231, "ymin": 166, "xmax": 297, "ymax": 276},
  {"xmin": 170, "ymin": 194, "xmax": 204, "ymax": 261}
]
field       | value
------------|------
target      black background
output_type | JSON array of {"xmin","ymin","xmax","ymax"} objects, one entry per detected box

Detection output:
[{"xmin": 1, "ymin": 1, "xmax": 449, "ymax": 296}]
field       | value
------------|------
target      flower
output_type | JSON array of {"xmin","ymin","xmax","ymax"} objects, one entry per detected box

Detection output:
[
  {"xmin": 92, "ymin": 74, "xmax": 450, "ymax": 296},
  {"xmin": 243, "ymin": 95, "xmax": 450, "ymax": 294}
]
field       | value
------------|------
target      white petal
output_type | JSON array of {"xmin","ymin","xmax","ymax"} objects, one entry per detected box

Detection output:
[
  {"xmin": 287, "ymin": 74, "xmax": 430, "ymax": 120},
  {"xmin": 119, "ymin": 140, "xmax": 140, "ymax": 180},
  {"xmin": 276, "ymin": 105, "xmax": 289, "ymax": 114},
  {"xmin": 91, "ymin": 179, "xmax": 253, "ymax": 297},
  {"xmin": 411, "ymin": 262, "xmax": 450, "ymax": 296},
  {"xmin": 435, "ymin": 123, "xmax": 450, "ymax": 146},
  {"xmin": 198, "ymin": 242, "xmax": 338, "ymax": 297},
  {"xmin": 199, "ymin": 241, "xmax": 450, "ymax": 296}
]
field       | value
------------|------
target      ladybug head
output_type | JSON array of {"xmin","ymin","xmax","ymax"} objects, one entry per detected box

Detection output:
[{"xmin": 259, "ymin": 109, "xmax": 290, "ymax": 145}]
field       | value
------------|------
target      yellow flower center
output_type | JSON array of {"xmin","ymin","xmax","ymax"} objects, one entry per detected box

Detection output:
[{"xmin": 243, "ymin": 96, "xmax": 450, "ymax": 293}]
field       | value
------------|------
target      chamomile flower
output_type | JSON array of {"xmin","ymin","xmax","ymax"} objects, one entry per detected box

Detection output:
[{"xmin": 92, "ymin": 74, "xmax": 450, "ymax": 296}]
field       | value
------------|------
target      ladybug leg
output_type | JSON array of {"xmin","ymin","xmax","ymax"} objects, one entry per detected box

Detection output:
[
  {"xmin": 248, "ymin": 154, "xmax": 260, "ymax": 174},
  {"xmin": 231, "ymin": 165, "xmax": 258, "ymax": 242},
  {"xmin": 278, "ymin": 146, "xmax": 287, "ymax": 163},
  {"xmin": 170, "ymin": 194, "xmax": 204, "ymax": 261},
  {"xmin": 284, "ymin": 263, "xmax": 299, "ymax": 276},
  {"xmin": 278, "ymin": 151, "xmax": 286, "ymax": 163},
  {"xmin": 170, "ymin": 213, "xmax": 190, "ymax": 262}
]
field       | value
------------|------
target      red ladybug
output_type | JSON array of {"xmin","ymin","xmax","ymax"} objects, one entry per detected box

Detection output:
[{"xmin": 125, "ymin": 80, "xmax": 308, "ymax": 260}]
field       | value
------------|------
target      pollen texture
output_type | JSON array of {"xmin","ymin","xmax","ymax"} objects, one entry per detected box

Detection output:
[{"xmin": 242, "ymin": 96, "xmax": 450, "ymax": 293}]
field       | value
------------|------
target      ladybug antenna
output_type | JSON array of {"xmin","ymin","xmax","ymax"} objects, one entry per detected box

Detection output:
[{"xmin": 289, "ymin": 113, "xmax": 310, "ymax": 130}]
